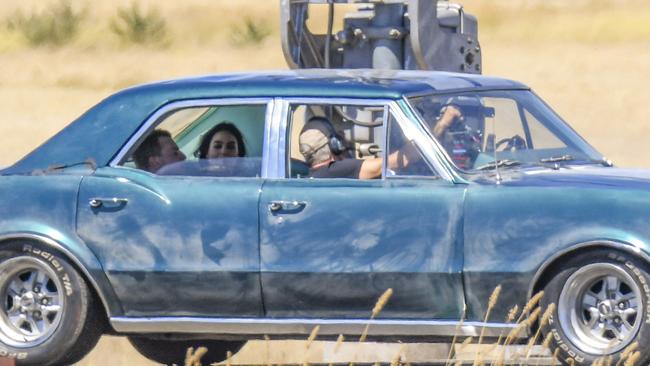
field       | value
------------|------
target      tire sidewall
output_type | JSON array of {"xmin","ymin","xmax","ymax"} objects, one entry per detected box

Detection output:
[
  {"xmin": 541, "ymin": 249, "xmax": 650, "ymax": 366},
  {"xmin": 0, "ymin": 241, "xmax": 89, "ymax": 366}
]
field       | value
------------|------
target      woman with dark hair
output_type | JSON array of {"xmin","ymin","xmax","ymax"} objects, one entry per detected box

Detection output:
[{"xmin": 196, "ymin": 122, "xmax": 247, "ymax": 159}]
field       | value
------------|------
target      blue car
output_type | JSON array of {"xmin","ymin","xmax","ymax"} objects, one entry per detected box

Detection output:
[{"xmin": 0, "ymin": 70, "xmax": 648, "ymax": 365}]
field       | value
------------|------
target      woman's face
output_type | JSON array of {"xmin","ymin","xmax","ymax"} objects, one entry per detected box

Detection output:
[{"xmin": 207, "ymin": 130, "xmax": 239, "ymax": 158}]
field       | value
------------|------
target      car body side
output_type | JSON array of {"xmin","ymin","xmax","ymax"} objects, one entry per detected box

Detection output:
[
  {"xmin": 1, "ymin": 70, "xmax": 650, "ymax": 334},
  {"xmin": 463, "ymin": 170, "xmax": 650, "ymax": 321}
]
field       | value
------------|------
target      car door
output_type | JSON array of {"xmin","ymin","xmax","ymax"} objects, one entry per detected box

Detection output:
[
  {"xmin": 76, "ymin": 99, "xmax": 271, "ymax": 317},
  {"xmin": 259, "ymin": 98, "xmax": 466, "ymax": 319}
]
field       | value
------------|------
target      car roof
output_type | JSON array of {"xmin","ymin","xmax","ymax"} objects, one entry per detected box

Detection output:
[
  {"xmin": 129, "ymin": 69, "xmax": 528, "ymax": 99},
  {"xmin": 4, "ymin": 70, "xmax": 528, "ymax": 174}
]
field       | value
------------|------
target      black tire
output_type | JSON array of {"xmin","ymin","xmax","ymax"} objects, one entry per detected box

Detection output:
[
  {"xmin": 128, "ymin": 336, "xmax": 245, "ymax": 365},
  {"xmin": 540, "ymin": 249, "xmax": 650, "ymax": 366},
  {"xmin": 0, "ymin": 240, "xmax": 104, "ymax": 366}
]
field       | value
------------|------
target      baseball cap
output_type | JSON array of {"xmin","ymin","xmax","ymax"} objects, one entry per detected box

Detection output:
[{"xmin": 299, "ymin": 119, "xmax": 333, "ymax": 165}]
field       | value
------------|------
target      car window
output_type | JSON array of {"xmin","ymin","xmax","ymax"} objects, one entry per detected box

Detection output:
[
  {"xmin": 524, "ymin": 109, "xmax": 566, "ymax": 149},
  {"xmin": 482, "ymin": 97, "xmax": 526, "ymax": 151},
  {"xmin": 122, "ymin": 104, "xmax": 266, "ymax": 177},
  {"xmin": 408, "ymin": 90, "xmax": 600, "ymax": 171},
  {"xmin": 386, "ymin": 111, "xmax": 437, "ymax": 178},
  {"xmin": 286, "ymin": 103, "xmax": 385, "ymax": 179}
]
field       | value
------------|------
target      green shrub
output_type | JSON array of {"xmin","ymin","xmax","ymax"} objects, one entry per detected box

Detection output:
[
  {"xmin": 110, "ymin": 3, "xmax": 167, "ymax": 45},
  {"xmin": 6, "ymin": 0, "xmax": 84, "ymax": 47},
  {"xmin": 229, "ymin": 17, "xmax": 271, "ymax": 47}
]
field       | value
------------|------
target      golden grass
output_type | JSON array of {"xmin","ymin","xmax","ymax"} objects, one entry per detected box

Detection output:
[
  {"xmin": 1, "ymin": 1, "xmax": 649, "ymax": 168},
  {"xmin": 175, "ymin": 286, "xmax": 646, "ymax": 366},
  {"xmin": 478, "ymin": 285, "xmax": 501, "ymax": 345},
  {"xmin": 1, "ymin": 1, "xmax": 649, "ymax": 365},
  {"xmin": 360, "ymin": 288, "xmax": 394, "ymax": 342}
]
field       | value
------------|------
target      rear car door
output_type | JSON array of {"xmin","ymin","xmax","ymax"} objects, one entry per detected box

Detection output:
[
  {"xmin": 76, "ymin": 99, "xmax": 271, "ymax": 317},
  {"xmin": 259, "ymin": 98, "xmax": 466, "ymax": 319}
]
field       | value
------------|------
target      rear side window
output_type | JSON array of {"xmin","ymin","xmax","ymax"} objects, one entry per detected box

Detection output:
[
  {"xmin": 121, "ymin": 104, "xmax": 267, "ymax": 177},
  {"xmin": 285, "ymin": 102, "xmax": 437, "ymax": 179},
  {"xmin": 286, "ymin": 103, "xmax": 385, "ymax": 179}
]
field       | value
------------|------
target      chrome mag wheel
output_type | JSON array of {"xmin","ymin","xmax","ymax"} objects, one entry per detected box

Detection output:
[
  {"xmin": 558, "ymin": 263, "xmax": 642, "ymax": 355},
  {"xmin": 0, "ymin": 257, "xmax": 64, "ymax": 348}
]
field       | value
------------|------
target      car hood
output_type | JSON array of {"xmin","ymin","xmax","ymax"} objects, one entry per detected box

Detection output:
[{"xmin": 497, "ymin": 166, "xmax": 650, "ymax": 189}]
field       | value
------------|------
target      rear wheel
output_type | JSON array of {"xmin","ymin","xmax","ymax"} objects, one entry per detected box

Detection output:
[
  {"xmin": 0, "ymin": 240, "xmax": 104, "ymax": 365},
  {"xmin": 541, "ymin": 249, "xmax": 650, "ymax": 365},
  {"xmin": 128, "ymin": 336, "xmax": 245, "ymax": 365}
]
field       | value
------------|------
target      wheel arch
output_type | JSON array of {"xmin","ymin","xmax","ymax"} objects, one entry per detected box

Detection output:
[
  {"xmin": 0, "ymin": 232, "xmax": 123, "ymax": 323},
  {"xmin": 529, "ymin": 239, "xmax": 650, "ymax": 300}
]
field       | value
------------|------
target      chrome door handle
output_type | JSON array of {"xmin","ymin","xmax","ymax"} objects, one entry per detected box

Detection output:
[
  {"xmin": 89, "ymin": 197, "xmax": 128, "ymax": 208},
  {"xmin": 268, "ymin": 200, "xmax": 306, "ymax": 212}
]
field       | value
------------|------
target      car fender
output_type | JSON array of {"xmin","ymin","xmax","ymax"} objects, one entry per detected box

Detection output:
[
  {"xmin": 0, "ymin": 227, "xmax": 123, "ymax": 318},
  {"xmin": 528, "ymin": 233, "xmax": 650, "ymax": 300}
]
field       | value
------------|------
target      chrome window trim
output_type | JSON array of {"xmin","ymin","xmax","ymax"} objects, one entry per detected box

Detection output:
[
  {"xmin": 110, "ymin": 317, "xmax": 522, "ymax": 338},
  {"xmin": 261, "ymin": 99, "xmax": 280, "ymax": 178},
  {"xmin": 265, "ymin": 99, "xmax": 290, "ymax": 179},
  {"xmin": 277, "ymin": 97, "xmax": 454, "ymax": 183},
  {"xmin": 403, "ymin": 86, "xmax": 532, "ymax": 100},
  {"xmin": 109, "ymin": 98, "xmax": 275, "ymax": 173},
  {"xmin": 399, "ymin": 97, "xmax": 468, "ymax": 183},
  {"xmin": 386, "ymin": 106, "xmax": 443, "ymax": 181},
  {"xmin": 381, "ymin": 105, "xmax": 389, "ymax": 180},
  {"xmin": 389, "ymin": 101, "xmax": 456, "ymax": 182},
  {"xmin": 0, "ymin": 233, "xmax": 114, "ymax": 318},
  {"xmin": 528, "ymin": 239, "xmax": 650, "ymax": 300},
  {"xmin": 279, "ymin": 97, "xmax": 392, "ymax": 180}
]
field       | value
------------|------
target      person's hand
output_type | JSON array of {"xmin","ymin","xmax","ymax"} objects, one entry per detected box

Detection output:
[
  {"xmin": 433, "ymin": 105, "xmax": 463, "ymax": 138},
  {"xmin": 439, "ymin": 105, "xmax": 463, "ymax": 128}
]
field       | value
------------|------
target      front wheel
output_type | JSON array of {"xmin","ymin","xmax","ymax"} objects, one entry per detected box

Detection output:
[
  {"xmin": 541, "ymin": 249, "xmax": 650, "ymax": 365},
  {"xmin": 0, "ymin": 241, "xmax": 104, "ymax": 365}
]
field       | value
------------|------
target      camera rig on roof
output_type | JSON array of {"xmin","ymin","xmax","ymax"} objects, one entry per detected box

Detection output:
[{"xmin": 280, "ymin": 0, "xmax": 481, "ymax": 73}]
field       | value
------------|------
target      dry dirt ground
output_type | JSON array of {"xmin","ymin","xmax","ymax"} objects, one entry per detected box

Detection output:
[{"xmin": 0, "ymin": 0, "xmax": 649, "ymax": 365}]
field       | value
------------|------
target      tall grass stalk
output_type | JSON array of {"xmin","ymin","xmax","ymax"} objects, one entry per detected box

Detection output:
[
  {"xmin": 541, "ymin": 332, "xmax": 553, "ymax": 349},
  {"xmin": 334, "ymin": 334, "xmax": 345, "ymax": 353},
  {"xmin": 359, "ymin": 288, "xmax": 393, "ymax": 342},
  {"xmin": 184, "ymin": 346, "xmax": 207, "ymax": 366},
  {"xmin": 490, "ymin": 304, "xmax": 519, "ymax": 366},
  {"xmin": 306, "ymin": 325, "xmax": 320, "ymax": 349},
  {"xmin": 445, "ymin": 306, "xmax": 467, "ymax": 366},
  {"xmin": 226, "ymin": 350, "xmax": 233, "ymax": 366},
  {"xmin": 550, "ymin": 348, "xmax": 560, "ymax": 366},
  {"xmin": 517, "ymin": 291, "xmax": 544, "ymax": 324},
  {"xmin": 522, "ymin": 303, "xmax": 556, "ymax": 364},
  {"xmin": 504, "ymin": 307, "xmax": 541, "ymax": 348},
  {"xmin": 390, "ymin": 345, "xmax": 405, "ymax": 366},
  {"xmin": 473, "ymin": 352, "xmax": 484, "ymax": 366},
  {"xmin": 478, "ymin": 285, "xmax": 502, "ymax": 345},
  {"xmin": 616, "ymin": 342, "xmax": 639, "ymax": 366},
  {"xmin": 624, "ymin": 351, "xmax": 640, "ymax": 366}
]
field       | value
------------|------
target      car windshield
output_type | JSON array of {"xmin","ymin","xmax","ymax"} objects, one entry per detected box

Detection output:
[{"xmin": 407, "ymin": 90, "xmax": 605, "ymax": 172}]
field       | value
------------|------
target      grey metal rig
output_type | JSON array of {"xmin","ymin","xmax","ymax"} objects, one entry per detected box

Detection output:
[{"xmin": 281, "ymin": 0, "xmax": 481, "ymax": 73}]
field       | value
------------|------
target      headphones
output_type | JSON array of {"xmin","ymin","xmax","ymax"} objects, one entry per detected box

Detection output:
[{"xmin": 305, "ymin": 116, "xmax": 347, "ymax": 156}]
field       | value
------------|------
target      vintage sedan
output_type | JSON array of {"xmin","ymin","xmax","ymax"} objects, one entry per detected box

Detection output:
[{"xmin": 0, "ymin": 70, "xmax": 648, "ymax": 365}]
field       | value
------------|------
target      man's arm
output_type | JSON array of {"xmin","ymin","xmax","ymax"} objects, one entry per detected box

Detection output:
[
  {"xmin": 359, "ymin": 157, "xmax": 383, "ymax": 179},
  {"xmin": 385, "ymin": 105, "xmax": 462, "ymax": 171},
  {"xmin": 357, "ymin": 105, "xmax": 463, "ymax": 180},
  {"xmin": 432, "ymin": 105, "xmax": 462, "ymax": 138}
]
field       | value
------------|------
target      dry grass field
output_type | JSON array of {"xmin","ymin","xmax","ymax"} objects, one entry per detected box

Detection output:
[{"xmin": 0, "ymin": 0, "xmax": 649, "ymax": 364}]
